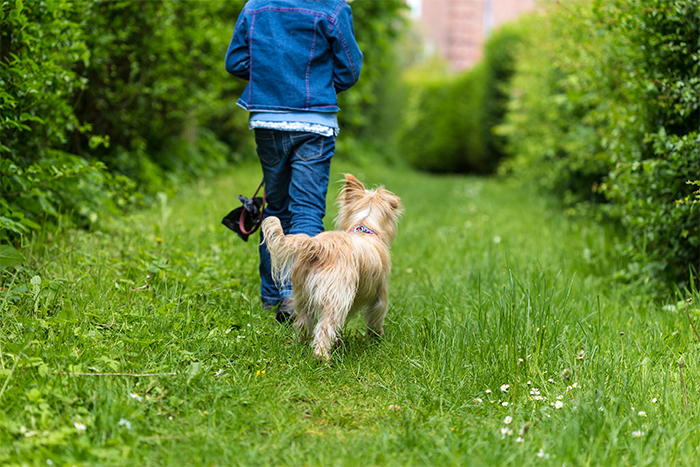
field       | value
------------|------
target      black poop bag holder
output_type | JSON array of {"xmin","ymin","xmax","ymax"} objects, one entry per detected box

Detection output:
[{"xmin": 222, "ymin": 180, "xmax": 266, "ymax": 242}]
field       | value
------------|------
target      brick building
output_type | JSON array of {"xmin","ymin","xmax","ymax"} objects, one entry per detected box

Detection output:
[{"xmin": 420, "ymin": 0, "xmax": 536, "ymax": 71}]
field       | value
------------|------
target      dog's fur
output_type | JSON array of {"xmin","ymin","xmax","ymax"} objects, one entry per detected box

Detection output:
[{"xmin": 261, "ymin": 174, "xmax": 403, "ymax": 360}]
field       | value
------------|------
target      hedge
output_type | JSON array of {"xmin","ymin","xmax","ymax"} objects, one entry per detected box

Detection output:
[
  {"xmin": 497, "ymin": 0, "xmax": 699, "ymax": 288},
  {"xmin": 397, "ymin": 24, "xmax": 522, "ymax": 174},
  {"xmin": 0, "ymin": 0, "xmax": 407, "ymax": 244}
]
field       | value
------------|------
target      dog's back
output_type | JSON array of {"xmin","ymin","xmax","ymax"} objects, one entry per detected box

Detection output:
[{"xmin": 262, "ymin": 218, "xmax": 389, "ymax": 303}]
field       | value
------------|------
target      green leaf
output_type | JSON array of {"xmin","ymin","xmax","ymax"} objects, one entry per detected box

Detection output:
[
  {"xmin": 186, "ymin": 361, "xmax": 202, "ymax": 383},
  {"xmin": 0, "ymin": 244, "xmax": 24, "ymax": 270}
]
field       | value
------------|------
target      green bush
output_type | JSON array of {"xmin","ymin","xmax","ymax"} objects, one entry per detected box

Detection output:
[
  {"xmin": 498, "ymin": 0, "xmax": 699, "ymax": 288},
  {"xmin": 70, "ymin": 0, "xmax": 248, "ymax": 188},
  {"xmin": 0, "ymin": 0, "xmax": 120, "ymax": 240},
  {"xmin": 1, "ymin": 0, "xmax": 408, "ymax": 244},
  {"xmin": 399, "ymin": 64, "xmax": 486, "ymax": 173},
  {"xmin": 480, "ymin": 24, "xmax": 524, "ymax": 165},
  {"xmin": 397, "ymin": 23, "xmax": 523, "ymax": 174},
  {"xmin": 337, "ymin": 0, "xmax": 408, "ymax": 143}
]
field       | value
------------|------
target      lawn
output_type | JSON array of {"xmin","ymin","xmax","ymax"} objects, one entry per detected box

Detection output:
[{"xmin": 1, "ymin": 160, "xmax": 698, "ymax": 466}]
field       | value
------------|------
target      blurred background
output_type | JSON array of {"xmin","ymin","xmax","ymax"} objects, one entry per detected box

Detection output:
[{"xmin": 1, "ymin": 0, "xmax": 698, "ymax": 290}]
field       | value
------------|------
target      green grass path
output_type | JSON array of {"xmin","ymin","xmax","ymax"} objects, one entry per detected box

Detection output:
[{"xmin": 1, "ymin": 161, "xmax": 698, "ymax": 466}]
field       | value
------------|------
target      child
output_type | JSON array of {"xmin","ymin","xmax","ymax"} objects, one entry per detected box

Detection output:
[{"xmin": 225, "ymin": 0, "xmax": 363, "ymax": 322}]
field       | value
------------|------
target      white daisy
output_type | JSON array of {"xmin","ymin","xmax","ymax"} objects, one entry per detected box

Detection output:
[{"xmin": 500, "ymin": 427, "xmax": 513, "ymax": 439}]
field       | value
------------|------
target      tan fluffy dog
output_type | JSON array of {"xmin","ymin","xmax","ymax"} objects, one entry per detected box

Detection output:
[{"xmin": 261, "ymin": 174, "xmax": 403, "ymax": 361}]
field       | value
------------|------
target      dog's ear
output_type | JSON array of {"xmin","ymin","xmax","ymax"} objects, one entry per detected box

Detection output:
[
  {"xmin": 389, "ymin": 195, "xmax": 403, "ymax": 214},
  {"xmin": 344, "ymin": 174, "xmax": 365, "ymax": 191},
  {"xmin": 341, "ymin": 174, "xmax": 366, "ymax": 203}
]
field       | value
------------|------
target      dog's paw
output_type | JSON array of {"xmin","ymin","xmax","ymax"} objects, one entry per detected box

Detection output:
[{"xmin": 313, "ymin": 346, "xmax": 332, "ymax": 363}]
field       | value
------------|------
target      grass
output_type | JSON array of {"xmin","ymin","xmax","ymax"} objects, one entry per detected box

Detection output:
[{"xmin": 1, "ymin": 159, "xmax": 698, "ymax": 466}]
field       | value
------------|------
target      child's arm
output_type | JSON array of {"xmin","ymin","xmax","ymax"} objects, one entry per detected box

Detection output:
[
  {"xmin": 225, "ymin": 13, "xmax": 250, "ymax": 80},
  {"xmin": 331, "ymin": 3, "xmax": 363, "ymax": 93}
]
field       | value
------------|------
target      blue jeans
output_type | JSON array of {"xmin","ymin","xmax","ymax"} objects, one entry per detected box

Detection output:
[{"xmin": 255, "ymin": 129, "xmax": 335, "ymax": 308}]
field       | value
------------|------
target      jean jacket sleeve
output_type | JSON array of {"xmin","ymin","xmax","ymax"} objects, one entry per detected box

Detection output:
[
  {"xmin": 331, "ymin": 3, "xmax": 363, "ymax": 93},
  {"xmin": 225, "ymin": 13, "xmax": 250, "ymax": 80}
]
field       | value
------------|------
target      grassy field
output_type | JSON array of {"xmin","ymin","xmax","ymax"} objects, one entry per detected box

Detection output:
[{"xmin": 1, "ymin": 160, "xmax": 698, "ymax": 466}]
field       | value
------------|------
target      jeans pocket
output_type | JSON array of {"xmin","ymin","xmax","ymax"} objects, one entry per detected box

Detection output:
[
  {"xmin": 255, "ymin": 130, "xmax": 281, "ymax": 166},
  {"xmin": 290, "ymin": 133, "xmax": 325, "ymax": 162}
]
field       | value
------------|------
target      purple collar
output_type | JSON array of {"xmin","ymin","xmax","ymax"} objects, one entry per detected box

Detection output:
[{"xmin": 352, "ymin": 225, "xmax": 377, "ymax": 236}]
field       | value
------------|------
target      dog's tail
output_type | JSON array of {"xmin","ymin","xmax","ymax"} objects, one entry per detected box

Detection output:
[{"xmin": 261, "ymin": 216, "xmax": 315, "ymax": 285}]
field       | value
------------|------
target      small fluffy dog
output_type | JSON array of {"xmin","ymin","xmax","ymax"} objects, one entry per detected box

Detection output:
[{"xmin": 262, "ymin": 174, "xmax": 403, "ymax": 360}]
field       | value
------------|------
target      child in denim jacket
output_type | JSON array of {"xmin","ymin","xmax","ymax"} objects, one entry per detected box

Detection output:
[{"xmin": 225, "ymin": 0, "xmax": 363, "ymax": 322}]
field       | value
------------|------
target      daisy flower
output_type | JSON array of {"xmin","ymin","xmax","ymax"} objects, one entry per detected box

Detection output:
[
  {"xmin": 504, "ymin": 416, "xmax": 513, "ymax": 425},
  {"xmin": 554, "ymin": 400, "xmax": 564, "ymax": 409},
  {"xmin": 500, "ymin": 427, "xmax": 513, "ymax": 438},
  {"xmin": 74, "ymin": 422, "xmax": 86, "ymax": 431},
  {"xmin": 130, "ymin": 393, "xmax": 143, "ymax": 402}
]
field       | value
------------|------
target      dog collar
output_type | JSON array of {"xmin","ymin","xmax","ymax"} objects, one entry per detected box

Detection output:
[{"xmin": 352, "ymin": 225, "xmax": 377, "ymax": 236}]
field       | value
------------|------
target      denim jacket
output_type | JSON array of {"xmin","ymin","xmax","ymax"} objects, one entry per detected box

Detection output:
[{"xmin": 225, "ymin": 0, "xmax": 363, "ymax": 113}]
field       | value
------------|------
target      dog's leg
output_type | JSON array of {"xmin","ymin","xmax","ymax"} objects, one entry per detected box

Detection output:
[
  {"xmin": 365, "ymin": 286, "xmax": 389, "ymax": 338},
  {"xmin": 311, "ymin": 283, "xmax": 355, "ymax": 361},
  {"xmin": 313, "ymin": 312, "xmax": 347, "ymax": 361},
  {"xmin": 293, "ymin": 305, "xmax": 314, "ymax": 344},
  {"xmin": 288, "ymin": 286, "xmax": 313, "ymax": 343}
]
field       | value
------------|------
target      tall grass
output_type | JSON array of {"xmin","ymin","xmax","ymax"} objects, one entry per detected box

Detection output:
[{"xmin": 0, "ymin": 160, "xmax": 697, "ymax": 466}]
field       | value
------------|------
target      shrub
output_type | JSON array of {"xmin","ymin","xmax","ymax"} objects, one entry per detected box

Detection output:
[
  {"xmin": 0, "ymin": 0, "xmax": 120, "ymax": 240},
  {"xmin": 399, "ymin": 64, "xmax": 487, "ymax": 173},
  {"xmin": 1, "ymin": 0, "xmax": 409, "ymax": 245},
  {"xmin": 69, "ymin": 0, "xmax": 248, "ymax": 188},
  {"xmin": 480, "ymin": 24, "xmax": 525, "ymax": 167},
  {"xmin": 498, "ymin": 0, "xmax": 699, "ymax": 288},
  {"xmin": 338, "ymin": 0, "xmax": 408, "ymax": 137},
  {"xmin": 397, "ymin": 22, "xmax": 523, "ymax": 174}
]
